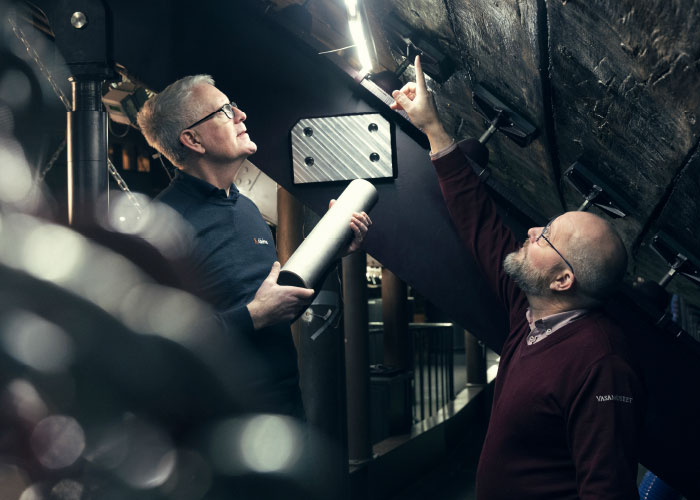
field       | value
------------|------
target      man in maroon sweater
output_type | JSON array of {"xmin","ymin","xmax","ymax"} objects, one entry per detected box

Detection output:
[{"xmin": 391, "ymin": 57, "xmax": 645, "ymax": 499}]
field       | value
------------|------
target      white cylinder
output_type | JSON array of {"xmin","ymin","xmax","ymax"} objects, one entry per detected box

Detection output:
[{"xmin": 278, "ymin": 179, "xmax": 378, "ymax": 289}]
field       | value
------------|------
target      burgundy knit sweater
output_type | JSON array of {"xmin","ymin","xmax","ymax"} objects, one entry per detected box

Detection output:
[{"xmin": 433, "ymin": 146, "xmax": 644, "ymax": 499}]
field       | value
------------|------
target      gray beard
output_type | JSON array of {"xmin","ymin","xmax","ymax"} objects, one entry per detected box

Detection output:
[{"xmin": 503, "ymin": 251, "xmax": 552, "ymax": 297}]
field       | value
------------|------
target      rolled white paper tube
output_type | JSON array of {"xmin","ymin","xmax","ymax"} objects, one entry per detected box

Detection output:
[{"xmin": 278, "ymin": 179, "xmax": 378, "ymax": 289}]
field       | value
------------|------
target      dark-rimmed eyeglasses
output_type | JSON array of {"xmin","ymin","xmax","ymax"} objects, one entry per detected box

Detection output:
[
  {"xmin": 183, "ymin": 101, "xmax": 238, "ymax": 131},
  {"xmin": 537, "ymin": 217, "xmax": 575, "ymax": 274}
]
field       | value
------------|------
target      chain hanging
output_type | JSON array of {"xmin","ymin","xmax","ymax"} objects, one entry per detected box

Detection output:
[
  {"xmin": 8, "ymin": 16, "xmax": 71, "ymax": 111},
  {"xmin": 108, "ymin": 159, "xmax": 144, "ymax": 215},
  {"xmin": 8, "ymin": 15, "xmax": 143, "ymax": 215},
  {"xmin": 36, "ymin": 136, "xmax": 66, "ymax": 182}
]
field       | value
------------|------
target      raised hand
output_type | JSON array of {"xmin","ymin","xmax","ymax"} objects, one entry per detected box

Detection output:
[{"xmin": 390, "ymin": 55, "xmax": 452, "ymax": 152}]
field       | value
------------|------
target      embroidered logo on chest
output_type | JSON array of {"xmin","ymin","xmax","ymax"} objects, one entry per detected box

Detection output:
[
  {"xmin": 253, "ymin": 237, "xmax": 269, "ymax": 245},
  {"xmin": 595, "ymin": 394, "xmax": 633, "ymax": 403}
]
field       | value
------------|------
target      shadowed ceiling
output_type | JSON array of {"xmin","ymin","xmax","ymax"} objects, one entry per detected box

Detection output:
[{"xmin": 264, "ymin": 0, "xmax": 700, "ymax": 307}]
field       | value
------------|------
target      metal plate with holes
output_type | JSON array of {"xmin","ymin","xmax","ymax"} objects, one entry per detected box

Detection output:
[{"xmin": 291, "ymin": 113, "xmax": 395, "ymax": 184}]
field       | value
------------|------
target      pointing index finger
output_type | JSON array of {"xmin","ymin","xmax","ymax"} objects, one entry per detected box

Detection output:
[{"xmin": 415, "ymin": 55, "xmax": 427, "ymax": 94}]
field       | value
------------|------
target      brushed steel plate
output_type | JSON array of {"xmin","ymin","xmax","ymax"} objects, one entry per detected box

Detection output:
[{"xmin": 291, "ymin": 113, "xmax": 394, "ymax": 184}]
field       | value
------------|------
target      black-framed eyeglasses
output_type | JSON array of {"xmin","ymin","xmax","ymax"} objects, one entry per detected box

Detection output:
[
  {"xmin": 537, "ymin": 217, "xmax": 575, "ymax": 274},
  {"xmin": 183, "ymin": 101, "xmax": 238, "ymax": 131}
]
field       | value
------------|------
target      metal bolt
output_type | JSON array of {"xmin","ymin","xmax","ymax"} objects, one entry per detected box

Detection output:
[
  {"xmin": 302, "ymin": 308, "xmax": 314, "ymax": 323},
  {"xmin": 368, "ymin": 122, "xmax": 378, "ymax": 132},
  {"xmin": 369, "ymin": 152, "xmax": 380, "ymax": 162},
  {"xmin": 305, "ymin": 156, "xmax": 315, "ymax": 166},
  {"xmin": 71, "ymin": 12, "xmax": 87, "ymax": 29},
  {"xmin": 303, "ymin": 127, "xmax": 313, "ymax": 137}
]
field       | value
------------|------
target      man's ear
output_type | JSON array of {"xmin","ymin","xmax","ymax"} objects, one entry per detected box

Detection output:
[
  {"xmin": 550, "ymin": 269, "xmax": 575, "ymax": 292},
  {"xmin": 179, "ymin": 129, "xmax": 205, "ymax": 154}
]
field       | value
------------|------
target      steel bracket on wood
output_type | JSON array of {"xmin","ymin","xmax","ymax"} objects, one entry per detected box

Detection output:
[
  {"xmin": 651, "ymin": 231, "xmax": 700, "ymax": 288},
  {"xmin": 563, "ymin": 161, "xmax": 633, "ymax": 218}
]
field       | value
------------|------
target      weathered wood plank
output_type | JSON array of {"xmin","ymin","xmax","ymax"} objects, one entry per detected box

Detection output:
[
  {"xmin": 386, "ymin": 0, "xmax": 562, "ymax": 219},
  {"xmin": 548, "ymin": 0, "xmax": 700, "ymax": 246}
]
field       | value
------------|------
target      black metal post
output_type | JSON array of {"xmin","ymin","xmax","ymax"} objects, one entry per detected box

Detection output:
[
  {"xmin": 381, "ymin": 268, "xmax": 412, "ymax": 431},
  {"xmin": 30, "ymin": 0, "xmax": 115, "ymax": 225},
  {"xmin": 294, "ymin": 208, "xmax": 348, "ymax": 500},
  {"xmin": 465, "ymin": 329, "xmax": 487, "ymax": 385},
  {"xmin": 342, "ymin": 251, "xmax": 372, "ymax": 465},
  {"xmin": 67, "ymin": 77, "xmax": 108, "ymax": 225},
  {"xmin": 381, "ymin": 268, "xmax": 410, "ymax": 370}
]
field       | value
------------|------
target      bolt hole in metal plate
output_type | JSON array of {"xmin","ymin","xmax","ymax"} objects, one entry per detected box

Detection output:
[{"xmin": 291, "ymin": 113, "xmax": 395, "ymax": 184}]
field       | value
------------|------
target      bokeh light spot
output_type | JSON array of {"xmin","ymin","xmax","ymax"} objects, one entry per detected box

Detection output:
[
  {"xmin": 209, "ymin": 415, "xmax": 302, "ymax": 475},
  {"xmin": 50, "ymin": 479, "xmax": 83, "ymax": 500},
  {"xmin": 240, "ymin": 415, "xmax": 299, "ymax": 473},
  {"xmin": 104, "ymin": 418, "xmax": 177, "ymax": 490},
  {"xmin": 0, "ymin": 137, "xmax": 33, "ymax": 204},
  {"xmin": 1, "ymin": 379, "xmax": 48, "ymax": 424},
  {"xmin": 30, "ymin": 415, "xmax": 85, "ymax": 469},
  {"xmin": 22, "ymin": 224, "xmax": 85, "ymax": 283},
  {"xmin": 1, "ymin": 310, "xmax": 75, "ymax": 373},
  {"xmin": 0, "ymin": 463, "xmax": 30, "ymax": 499}
]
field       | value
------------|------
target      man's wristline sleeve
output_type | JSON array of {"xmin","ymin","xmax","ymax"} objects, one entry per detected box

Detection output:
[
  {"xmin": 432, "ymin": 145, "xmax": 471, "ymax": 178},
  {"xmin": 217, "ymin": 306, "xmax": 255, "ymax": 336}
]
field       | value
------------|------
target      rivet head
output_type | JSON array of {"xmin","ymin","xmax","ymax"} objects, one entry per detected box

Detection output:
[
  {"xmin": 369, "ymin": 152, "xmax": 380, "ymax": 162},
  {"xmin": 304, "ymin": 156, "xmax": 314, "ymax": 166},
  {"xmin": 71, "ymin": 12, "xmax": 87, "ymax": 29},
  {"xmin": 303, "ymin": 127, "xmax": 313, "ymax": 137},
  {"xmin": 368, "ymin": 123, "xmax": 378, "ymax": 132}
]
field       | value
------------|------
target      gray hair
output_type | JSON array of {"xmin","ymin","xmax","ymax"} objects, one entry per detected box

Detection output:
[
  {"xmin": 566, "ymin": 220, "xmax": 628, "ymax": 306},
  {"xmin": 136, "ymin": 74, "xmax": 215, "ymax": 166}
]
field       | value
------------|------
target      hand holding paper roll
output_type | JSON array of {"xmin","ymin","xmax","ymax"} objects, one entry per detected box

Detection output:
[{"xmin": 278, "ymin": 179, "xmax": 378, "ymax": 289}]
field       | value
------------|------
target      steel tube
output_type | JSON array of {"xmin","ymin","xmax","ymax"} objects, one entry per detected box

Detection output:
[{"xmin": 278, "ymin": 179, "xmax": 378, "ymax": 289}]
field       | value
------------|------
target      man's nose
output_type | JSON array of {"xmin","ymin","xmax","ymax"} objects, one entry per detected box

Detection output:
[
  {"xmin": 233, "ymin": 107, "xmax": 246, "ymax": 122},
  {"xmin": 527, "ymin": 227, "xmax": 540, "ymax": 243}
]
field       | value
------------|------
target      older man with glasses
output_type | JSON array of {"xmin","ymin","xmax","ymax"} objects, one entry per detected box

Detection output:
[
  {"xmin": 137, "ymin": 75, "xmax": 371, "ymax": 419},
  {"xmin": 392, "ymin": 57, "xmax": 644, "ymax": 500}
]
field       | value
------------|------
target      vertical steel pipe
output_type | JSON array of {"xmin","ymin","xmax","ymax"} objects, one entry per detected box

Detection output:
[{"xmin": 67, "ymin": 77, "xmax": 108, "ymax": 226}]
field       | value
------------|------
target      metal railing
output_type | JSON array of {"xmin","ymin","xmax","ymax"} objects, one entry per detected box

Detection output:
[
  {"xmin": 367, "ymin": 322, "xmax": 456, "ymax": 436},
  {"xmin": 411, "ymin": 323, "xmax": 455, "ymax": 422}
]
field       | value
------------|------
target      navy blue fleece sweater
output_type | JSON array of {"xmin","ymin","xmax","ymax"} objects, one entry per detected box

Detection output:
[{"xmin": 156, "ymin": 170, "xmax": 303, "ymax": 417}]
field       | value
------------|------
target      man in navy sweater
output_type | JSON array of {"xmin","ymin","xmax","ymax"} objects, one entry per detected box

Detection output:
[
  {"xmin": 137, "ymin": 75, "xmax": 370, "ymax": 418},
  {"xmin": 391, "ymin": 57, "xmax": 644, "ymax": 499}
]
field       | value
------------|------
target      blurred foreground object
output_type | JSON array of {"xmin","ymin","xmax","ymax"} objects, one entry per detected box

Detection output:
[{"xmin": 0, "ymin": 210, "xmax": 332, "ymax": 499}]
